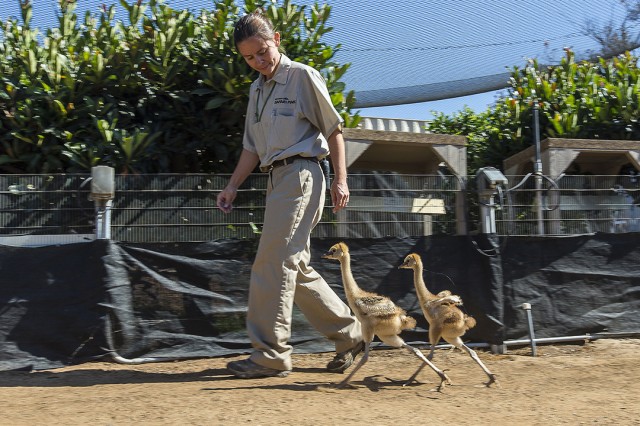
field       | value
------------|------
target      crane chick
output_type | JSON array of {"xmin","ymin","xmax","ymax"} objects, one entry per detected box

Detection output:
[
  {"xmin": 323, "ymin": 242, "xmax": 451, "ymax": 390},
  {"xmin": 399, "ymin": 252, "xmax": 498, "ymax": 387}
]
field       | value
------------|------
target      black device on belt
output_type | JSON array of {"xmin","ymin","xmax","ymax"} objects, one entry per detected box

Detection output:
[
  {"xmin": 260, "ymin": 155, "xmax": 319, "ymax": 173},
  {"xmin": 320, "ymin": 157, "xmax": 331, "ymax": 188}
]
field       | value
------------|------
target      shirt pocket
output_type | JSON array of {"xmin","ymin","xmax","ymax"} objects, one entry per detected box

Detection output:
[
  {"xmin": 270, "ymin": 107, "xmax": 301, "ymax": 149},
  {"xmin": 274, "ymin": 107, "xmax": 295, "ymax": 117}
]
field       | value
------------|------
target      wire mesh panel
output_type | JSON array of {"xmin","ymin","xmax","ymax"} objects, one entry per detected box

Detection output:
[
  {"xmin": 111, "ymin": 173, "xmax": 459, "ymax": 242},
  {"xmin": 111, "ymin": 174, "xmax": 270, "ymax": 242},
  {"xmin": 0, "ymin": 174, "xmax": 94, "ymax": 238},
  {"xmin": 496, "ymin": 175, "xmax": 640, "ymax": 236},
  {"xmin": 313, "ymin": 173, "xmax": 458, "ymax": 238}
]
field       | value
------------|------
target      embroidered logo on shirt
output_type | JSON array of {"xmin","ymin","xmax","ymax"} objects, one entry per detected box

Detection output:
[{"xmin": 274, "ymin": 97, "xmax": 297, "ymax": 105}]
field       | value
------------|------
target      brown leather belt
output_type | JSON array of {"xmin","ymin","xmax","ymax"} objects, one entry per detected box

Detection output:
[{"xmin": 260, "ymin": 155, "xmax": 319, "ymax": 173}]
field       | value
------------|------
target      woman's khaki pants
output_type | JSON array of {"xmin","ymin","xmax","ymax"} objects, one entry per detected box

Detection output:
[{"xmin": 247, "ymin": 159, "xmax": 361, "ymax": 371}]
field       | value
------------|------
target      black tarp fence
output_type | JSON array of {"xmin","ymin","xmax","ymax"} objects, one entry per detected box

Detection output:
[{"xmin": 1, "ymin": 233, "xmax": 639, "ymax": 372}]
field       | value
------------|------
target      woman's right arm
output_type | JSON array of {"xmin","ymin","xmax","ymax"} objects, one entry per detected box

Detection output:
[{"xmin": 216, "ymin": 149, "xmax": 260, "ymax": 213}]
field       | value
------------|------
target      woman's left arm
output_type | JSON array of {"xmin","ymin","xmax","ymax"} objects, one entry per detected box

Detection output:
[{"xmin": 327, "ymin": 128, "xmax": 350, "ymax": 213}]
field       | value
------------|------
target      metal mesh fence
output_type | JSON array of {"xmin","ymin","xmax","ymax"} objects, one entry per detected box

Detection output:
[
  {"xmin": 497, "ymin": 174, "xmax": 640, "ymax": 236},
  {"xmin": 1, "ymin": 173, "xmax": 638, "ymax": 243},
  {"xmin": 110, "ymin": 173, "xmax": 459, "ymax": 242},
  {"xmin": 0, "ymin": 174, "xmax": 94, "ymax": 236},
  {"xmin": 112, "ymin": 174, "xmax": 239, "ymax": 242},
  {"xmin": 0, "ymin": 173, "xmax": 459, "ymax": 243}
]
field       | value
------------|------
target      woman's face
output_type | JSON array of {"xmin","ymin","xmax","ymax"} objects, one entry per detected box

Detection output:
[{"xmin": 237, "ymin": 33, "xmax": 281, "ymax": 80}]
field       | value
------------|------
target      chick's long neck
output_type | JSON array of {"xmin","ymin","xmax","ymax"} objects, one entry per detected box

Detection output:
[
  {"xmin": 412, "ymin": 259, "xmax": 438, "ymax": 305},
  {"xmin": 339, "ymin": 252, "xmax": 362, "ymax": 306}
]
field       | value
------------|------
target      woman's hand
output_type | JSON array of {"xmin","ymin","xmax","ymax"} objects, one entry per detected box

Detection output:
[
  {"xmin": 331, "ymin": 179, "xmax": 349, "ymax": 213},
  {"xmin": 216, "ymin": 186, "xmax": 237, "ymax": 213},
  {"xmin": 216, "ymin": 149, "xmax": 259, "ymax": 214}
]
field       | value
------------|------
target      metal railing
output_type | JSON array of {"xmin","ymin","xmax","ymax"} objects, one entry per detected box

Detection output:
[{"xmin": 1, "ymin": 173, "xmax": 638, "ymax": 244}]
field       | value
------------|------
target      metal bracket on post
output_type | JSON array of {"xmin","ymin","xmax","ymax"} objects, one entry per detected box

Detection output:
[
  {"xmin": 476, "ymin": 167, "xmax": 508, "ymax": 234},
  {"xmin": 90, "ymin": 166, "xmax": 115, "ymax": 240}
]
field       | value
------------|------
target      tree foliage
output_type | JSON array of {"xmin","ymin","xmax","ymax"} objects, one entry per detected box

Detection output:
[
  {"xmin": 581, "ymin": 0, "xmax": 640, "ymax": 60},
  {"xmin": 0, "ymin": 0, "xmax": 359, "ymax": 174},
  {"xmin": 430, "ymin": 49, "xmax": 640, "ymax": 175}
]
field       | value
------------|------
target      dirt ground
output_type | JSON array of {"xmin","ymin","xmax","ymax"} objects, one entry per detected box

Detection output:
[{"xmin": 1, "ymin": 338, "xmax": 639, "ymax": 425}]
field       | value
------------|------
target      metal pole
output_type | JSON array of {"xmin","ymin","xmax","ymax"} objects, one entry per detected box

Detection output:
[
  {"xmin": 522, "ymin": 302, "xmax": 538, "ymax": 356},
  {"xmin": 533, "ymin": 99, "xmax": 545, "ymax": 235},
  {"xmin": 91, "ymin": 166, "xmax": 115, "ymax": 240},
  {"xmin": 95, "ymin": 200, "xmax": 112, "ymax": 239},
  {"xmin": 480, "ymin": 192, "xmax": 498, "ymax": 234}
]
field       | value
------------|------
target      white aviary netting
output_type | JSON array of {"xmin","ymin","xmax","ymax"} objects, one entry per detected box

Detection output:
[{"xmin": 0, "ymin": 0, "xmax": 633, "ymax": 107}]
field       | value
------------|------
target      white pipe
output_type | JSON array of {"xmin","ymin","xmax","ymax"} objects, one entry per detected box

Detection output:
[
  {"xmin": 503, "ymin": 335, "xmax": 594, "ymax": 346},
  {"xmin": 406, "ymin": 334, "xmax": 599, "ymax": 350},
  {"xmin": 522, "ymin": 302, "xmax": 537, "ymax": 356},
  {"xmin": 104, "ymin": 313, "xmax": 176, "ymax": 364},
  {"xmin": 110, "ymin": 353, "xmax": 172, "ymax": 365}
]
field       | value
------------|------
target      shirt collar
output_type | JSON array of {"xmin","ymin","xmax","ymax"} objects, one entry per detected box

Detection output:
[{"xmin": 256, "ymin": 54, "xmax": 291, "ymax": 90}]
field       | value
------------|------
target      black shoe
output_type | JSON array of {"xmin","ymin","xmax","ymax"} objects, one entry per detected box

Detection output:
[
  {"xmin": 326, "ymin": 341, "xmax": 365, "ymax": 373},
  {"xmin": 227, "ymin": 358, "xmax": 291, "ymax": 379}
]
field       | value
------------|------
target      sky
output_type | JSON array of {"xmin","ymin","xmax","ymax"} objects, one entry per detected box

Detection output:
[{"xmin": 0, "ymin": 0, "xmax": 631, "ymax": 120}]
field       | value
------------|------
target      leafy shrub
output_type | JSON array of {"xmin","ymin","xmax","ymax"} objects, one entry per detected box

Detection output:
[{"xmin": 0, "ymin": 0, "xmax": 359, "ymax": 173}]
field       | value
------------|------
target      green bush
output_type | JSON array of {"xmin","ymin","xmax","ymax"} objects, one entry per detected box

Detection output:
[{"xmin": 0, "ymin": 0, "xmax": 359, "ymax": 173}]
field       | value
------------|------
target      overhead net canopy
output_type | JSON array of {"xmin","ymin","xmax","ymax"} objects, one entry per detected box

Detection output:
[
  {"xmin": 316, "ymin": 0, "xmax": 634, "ymax": 107},
  {"xmin": 0, "ymin": 0, "xmax": 633, "ymax": 108}
]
